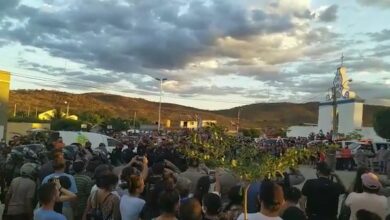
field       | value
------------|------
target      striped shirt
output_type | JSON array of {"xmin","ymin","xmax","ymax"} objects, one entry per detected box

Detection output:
[{"xmin": 74, "ymin": 173, "xmax": 93, "ymax": 217}]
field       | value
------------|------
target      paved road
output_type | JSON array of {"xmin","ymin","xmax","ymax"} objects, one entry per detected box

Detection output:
[{"xmin": 0, "ymin": 166, "xmax": 388, "ymax": 220}]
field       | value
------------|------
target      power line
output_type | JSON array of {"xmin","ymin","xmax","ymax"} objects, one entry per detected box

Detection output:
[
  {"xmin": 10, "ymin": 71, "xmax": 326, "ymax": 106},
  {"xmin": 10, "ymin": 72, "xmax": 255, "ymax": 105}
]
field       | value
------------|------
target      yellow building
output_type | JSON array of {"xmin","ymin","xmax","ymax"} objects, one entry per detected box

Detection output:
[
  {"xmin": 180, "ymin": 120, "xmax": 198, "ymax": 129},
  {"xmin": 0, "ymin": 70, "xmax": 10, "ymax": 140},
  {"xmin": 201, "ymin": 120, "xmax": 217, "ymax": 127},
  {"xmin": 179, "ymin": 120, "xmax": 217, "ymax": 129},
  {"xmin": 38, "ymin": 109, "xmax": 78, "ymax": 121}
]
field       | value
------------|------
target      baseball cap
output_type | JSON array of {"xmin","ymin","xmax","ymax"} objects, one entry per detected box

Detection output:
[
  {"xmin": 20, "ymin": 163, "xmax": 39, "ymax": 178},
  {"xmin": 361, "ymin": 173, "xmax": 381, "ymax": 189}
]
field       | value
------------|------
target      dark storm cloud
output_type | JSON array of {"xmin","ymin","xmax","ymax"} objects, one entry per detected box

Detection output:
[
  {"xmin": 17, "ymin": 59, "xmax": 67, "ymax": 75},
  {"xmin": 348, "ymin": 57, "xmax": 390, "ymax": 72},
  {"xmin": 318, "ymin": 5, "xmax": 338, "ymax": 22},
  {"xmin": 0, "ymin": 0, "xmax": 20, "ymax": 13},
  {"xmin": 303, "ymin": 27, "xmax": 339, "ymax": 45},
  {"xmin": 356, "ymin": 0, "xmax": 390, "ymax": 8},
  {"xmin": 0, "ymin": 0, "xmax": 296, "ymax": 73},
  {"xmin": 353, "ymin": 82, "xmax": 390, "ymax": 99},
  {"xmin": 76, "ymin": 74, "xmax": 121, "ymax": 84},
  {"xmin": 367, "ymin": 29, "xmax": 390, "ymax": 42}
]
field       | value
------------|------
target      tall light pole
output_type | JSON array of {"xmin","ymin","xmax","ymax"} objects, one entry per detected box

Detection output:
[
  {"xmin": 133, "ymin": 111, "xmax": 137, "ymax": 130},
  {"xmin": 237, "ymin": 108, "xmax": 242, "ymax": 134},
  {"xmin": 155, "ymin": 77, "xmax": 167, "ymax": 132},
  {"xmin": 64, "ymin": 101, "xmax": 70, "ymax": 118}
]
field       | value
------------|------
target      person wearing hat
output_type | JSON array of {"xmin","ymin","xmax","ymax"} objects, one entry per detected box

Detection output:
[
  {"xmin": 3, "ymin": 163, "xmax": 38, "ymax": 220},
  {"xmin": 345, "ymin": 172, "xmax": 388, "ymax": 220}
]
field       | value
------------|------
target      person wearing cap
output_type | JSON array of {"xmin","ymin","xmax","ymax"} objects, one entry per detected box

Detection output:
[
  {"xmin": 301, "ymin": 162, "xmax": 346, "ymax": 220},
  {"xmin": 3, "ymin": 163, "xmax": 38, "ymax": 220},
  {"xmin": 345, "ymin": 172, "xmax": 388, "ymax": 220}
]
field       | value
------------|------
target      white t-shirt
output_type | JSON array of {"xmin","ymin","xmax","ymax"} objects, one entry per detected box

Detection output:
[
  {"xmin": 120, "ymin": 195, "xmax": 146, "ymax": 220},
  {"xmin": 345, "ymin": 192, "xmax": 388, "ymax": 220},
  {"xmin": 90, "ymin": 185, "xmax": 120, "ymax": 198},
  {"xmin": 237, "ymin": 212, "xmax": 283, "ymax": 220}
]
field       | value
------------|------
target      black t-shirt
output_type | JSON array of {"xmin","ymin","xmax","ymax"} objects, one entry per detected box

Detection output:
[{"xmin": 302, "ymin": 177, "xmax": 345, "ymax": 218}]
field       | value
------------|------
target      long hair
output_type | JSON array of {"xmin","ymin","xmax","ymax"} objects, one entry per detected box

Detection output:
[{"xmin": 193, "ymin": 176, "xmax": 211, "ymax": 205}]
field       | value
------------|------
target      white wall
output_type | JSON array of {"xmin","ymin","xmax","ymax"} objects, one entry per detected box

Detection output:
[
  {"xmin": 318, "ymin": 105, "xmax": 333, "ymax": 133},
  {"xmin": 338, "ymin": 102, "xmax": 363, "ymax": 134},
  {"xmin": 287, "ymin": 126, "xmax": 318, "ymax": 137}
]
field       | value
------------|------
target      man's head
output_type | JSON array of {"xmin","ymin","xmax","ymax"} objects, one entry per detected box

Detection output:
[
  {"xmin": 284, "ymin": 187, "xmax": 301, "ymax": 204},
  {"xmin": 361, "ymin": 173, "xmax": 381, "ymax": 194},
  {"xmin": 52, "ymin": 158, "xmax": 66, "ymax": 172},
  {"xmin": 85, "ymin": 141, "xmax": 92, "ymax": 148},
  {"xmin": 73, "ymin": 160, "xmax": 86, "ymax": 174},
  {"xmin": 316, "ymin": 162, "xmax": 331, "ymax": 177},
  {"xmin": 50, "ymin": 149, "xmax": 64, "ymax": 161},
  {"xmin": 187, "ymin": 158, "xmax": 199, "ymax": 168},
  {"xmin": 93, "ymin": 164, "xmax": 112, "ymax": 180},
  {"xmin": 202, "ymin": 193, "xmax": 222, "ymax": 216},
  {"xmin": 96, "ymin": 172, "xmax": 119, "ymax": 191},
  {"xmin": 38, "ymin": 183, "xmax": 59, "ymax": 206},
  {"xmin": 259, "ymin": 181, "xmax": 285, "ymax": 214},
  {"xmin": 158, "ymin": 189, "xmax": 180, "ymax": 215},
  {"xmin": 180, "ymin": 198, "xmax": 202, "ymax": 220},
  {"xmin": 20, "ymin": 163, "xmax": 39, "ymax": 179}
]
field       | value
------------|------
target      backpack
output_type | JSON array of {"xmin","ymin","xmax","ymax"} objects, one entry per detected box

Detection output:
[{"xmin": 87, "ymin": 191, "xmax": 113, "ymax": 220}]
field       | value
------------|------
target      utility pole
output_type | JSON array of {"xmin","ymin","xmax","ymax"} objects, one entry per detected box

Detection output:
[
  {"xmin": 35, "ymin": 107, "xmax": 38, "ymax": 118},
  {"xmin": 27, "ymin": 106, "xmax": 30, "ymax": 117},
  {"xmin": 332, "ymin": 85, "xmax": 337, "ymax": 140},
  {"xmin": 237, "ymin": 108, "xmax": 241, "ymax": 134},
  {"xmin": 133, "ymin": 111, "xmax": 137, "ymax": 130},
  {"xmin": 155, "ymin": 77, "xmax": 167, "ymax": 132},
  {"xmin": 13, "ymin": 104, "xmax": 16, "ymax": 117},
  {"xmin": 65, "ymin": 101, "xmax": 70, "ymax": 118}
]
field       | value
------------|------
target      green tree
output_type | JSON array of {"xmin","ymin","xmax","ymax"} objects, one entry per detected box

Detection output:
[
  {"xmin": 104, "ymin": 118, "xmax": 130, "ymax": 132},
  {"xmin": 51, "ymin": 119, "xmax": 82, "ymax": 131},
  {"xmin": 373, "ymin": 108, "xmax": 390, "ymax": 140},
  {"xmin": 79, "ymin": 112, "xmax": 104, "ymax": 124},
  {"xmin": 345, "ymin": 129, "xmax": 363, "ymax": 140},
  {"xmin": 242, "ymin": 128, "xmax": 260, "ymax": 138}
]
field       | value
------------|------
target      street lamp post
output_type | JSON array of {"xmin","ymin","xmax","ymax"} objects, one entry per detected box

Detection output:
[
  {"xmin": 155, "ymin": 77, "xmax": 167, "ymax": 132},
  {"xmin": 64, "ymin": 101, "xmax": 70, "ymax": 118}
]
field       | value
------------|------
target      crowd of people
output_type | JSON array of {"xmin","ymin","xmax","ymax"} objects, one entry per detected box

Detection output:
[{"xmin": 1, "ymin": 129, "xmax": 390, "ymax": 220}]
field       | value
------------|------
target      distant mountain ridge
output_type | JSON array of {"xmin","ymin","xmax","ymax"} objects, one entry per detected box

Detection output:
[{"xmin": 8, "ymin": 90, "xmax": 387, "ymax": 129}]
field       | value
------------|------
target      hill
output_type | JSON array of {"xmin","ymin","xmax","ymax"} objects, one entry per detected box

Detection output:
[
  {"xmin": 8, "ymin": 90, "xmax": 387, "ymax": 129},
  {"xmin": 8, "ymin": 90, "xmax": 235, "ymax": 128},
  {"xmin": 216, "ymin": 102, "xmax": 388, "ymax": 127}
]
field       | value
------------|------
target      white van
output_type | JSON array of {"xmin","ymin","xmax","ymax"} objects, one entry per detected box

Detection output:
[{"xmin": 58, "ymin": 131, "xmax": 121, "ymax": 153}]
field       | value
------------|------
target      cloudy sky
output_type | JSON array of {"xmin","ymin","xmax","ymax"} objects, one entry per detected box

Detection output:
[{"xmin": 1, "ymin": 0, "xmax": 389, "ymax": 110}]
